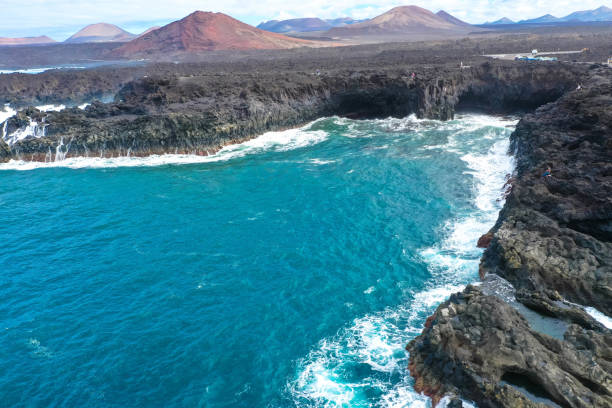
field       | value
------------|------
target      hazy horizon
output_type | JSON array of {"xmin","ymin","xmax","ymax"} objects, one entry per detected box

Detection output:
[{"xmin": 0, "ymin": 1, "xmax": 610, "ymax": 41}]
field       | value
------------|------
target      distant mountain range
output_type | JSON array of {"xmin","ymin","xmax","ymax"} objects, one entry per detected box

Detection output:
[
  {"xmin": 65, "ymin": 23, "xmax": 137, "ymax": 43},
  {"xmin": 486, "ymin": 17, "xmax": 515, "ymax": 25},
  {"xmin": 519, "ymin": 14, "xmax": 561, "ymax": 24},
  {"xmin": 0, "ymin": 24, "xmax": 158, "ymax": 47},
  {"xmin": 326, "ymin": 6, "xmax": 476, "ymax": 38},
  {"xmin": 257, "ymin": 7, "xmax": 474, "ymax": 37},
  {"xmin": 485, "ymin": 5, "xmax": 612, "ymax": 25},
  {"xmin": 0, "ymin": 36, "xmax": 56, "ymax": 46},
  {"xmin": 1, "ymin": 4, "xmax": 611, "ymax": 50},
  {"xmin": 257, "ymin": 17, "xmax": 362, "ymax": 33},
  {"xmin": 111, "ymin": 6, "xmax": 475, "ymax": 57}
]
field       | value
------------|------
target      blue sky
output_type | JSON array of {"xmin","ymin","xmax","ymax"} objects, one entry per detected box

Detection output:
[{"xmin": 0, "ymin": 1, "xmax": 609, "ymax": 40}]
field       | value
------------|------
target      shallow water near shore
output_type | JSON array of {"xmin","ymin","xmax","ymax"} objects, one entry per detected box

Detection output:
[{"xmin": 0, "ymin": 114, "xmax": 515, "ymax": 407}]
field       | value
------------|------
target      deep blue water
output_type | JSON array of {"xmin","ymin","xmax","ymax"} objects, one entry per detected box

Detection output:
[{"xmin": 0, "ymin": 115, "xmax": 515, "ymax": 407}]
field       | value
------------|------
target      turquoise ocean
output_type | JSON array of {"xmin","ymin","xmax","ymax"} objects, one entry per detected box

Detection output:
[{"xmin": 0, "ymin": 114, "xmax": 515, "ymax": 407}]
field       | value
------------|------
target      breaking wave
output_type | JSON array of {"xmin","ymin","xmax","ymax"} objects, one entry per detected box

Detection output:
[
  {"xmin": 0, "ymin": 120, "xmax": 329, "ymax": 170},
  {"xmin": 288, "ymin": 115, "xmax": 515, "ymax": 407}
]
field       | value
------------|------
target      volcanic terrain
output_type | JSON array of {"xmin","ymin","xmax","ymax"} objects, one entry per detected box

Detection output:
[
  {"xmin": 65, "ymin": 23, "xmax": 136, "ymax": 43},
  {"xmin": 112, "ymin": 12, "xmax": 331, "ymax": 57}
]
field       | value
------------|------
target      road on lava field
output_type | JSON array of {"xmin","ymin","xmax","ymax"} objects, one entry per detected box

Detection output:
[{"xmin": 484, "ymin": 50, "xmax": 583, "ymax": 60}]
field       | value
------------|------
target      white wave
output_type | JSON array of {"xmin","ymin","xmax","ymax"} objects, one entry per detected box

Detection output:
[
  {"xmin": 78, "ymin": 103, "xmax": 91, "ymax": 110},
  {"xmin": 585, "ymin": 307, "xmax": 612, "ymax": 329},
  {"xmin": 0, "ymin": 66, "xmax": 86, "ymax": 75},
  {"xmin": 376, "ymin": 114, "xmax": 517, "ymax": 135},
  {"xmin": 461, "ymin": 140, "xmax": 514, "ymax": 213},
  {"xmin": 0, "ymin": 104, "xmax": 16, "ymax": 124},
  {"xmin": 436, "ymin": 396, "xmax": 476, "ymax": 408},
  {"xmin": 290, "ymin": 116, "xmax": 515, "ymax": 407},
  {"xmin": 36, "ymin": 104, "xmax": 66, "ymax": 112},
  {"xmin": 0, "ymin": 68, "xmax": 52, "ymax": 75},
  {"xmin": 310, "ymin": 158, "xmax": 336, "ymax": 165},
  {"xmin": 455, "ymin": 114, "xmax": 519, "ymax": 129},
  {"xmin": 0, "ymin": 121, "xmax": 329, "ymax": 170},
  {"xmin": 420, "ymin": 137, "xmax": 513, "ymax": 283},
  {"xmin": 1, "ymin": 105, "xmax": 16, "ymax": 141},
  {"xmin": 378, "ymin": 381, "xmax": 430, "ymax": 408},
  {"xmin": 1, "ymin": 103, "xmax": 90, "ymax": 147},
  {"xmin": 290, "ymin": 283, "xmax": 466, "ymax": 407},
  {"xmin": 1, "ymin": 104, "xmax": 66, "ymax": 146},
  {"xmin": 3, "ymin": 119, "xmax": 46, "ymax": 146},
  {"xmin": 364, "ymin": 286, "xmax": 376, "ymax": 294}
]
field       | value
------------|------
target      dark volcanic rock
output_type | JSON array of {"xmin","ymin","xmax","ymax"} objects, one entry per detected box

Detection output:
[
  {"xmin": 408, "ymin": 286, "xmax": 612, "ymax": 407},
  {"xmin": 481, "ymin": 70, "xmax": 612, "ymax": 313},
  {"xmin": 408, "ymin": 67, "xmax": 612, "ymax": 408},
  {"xmin": 0, "ymin": 61, "xmax": 585, "ymax": 162}
]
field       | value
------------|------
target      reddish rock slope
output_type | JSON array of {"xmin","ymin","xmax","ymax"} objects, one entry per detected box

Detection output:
[{"xmin": 113, "ymin": 12, "xmax": 326, "ymax": 56}]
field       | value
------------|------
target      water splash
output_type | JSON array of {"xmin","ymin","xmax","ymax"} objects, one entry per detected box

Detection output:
[
  {"xmin": 3, "ymin": 119, "xmax": 46, "ymax": 146},
  {"xmin": 585, "ymin": 307, "xmax": 612, "ymax": 329},
  {"xmin": 289, "ymin": 115, "xmax": 516, "ymax": 407},
  {"xmin": 0, "ymin": 119, "xmax": 329, "ymax": 170}
]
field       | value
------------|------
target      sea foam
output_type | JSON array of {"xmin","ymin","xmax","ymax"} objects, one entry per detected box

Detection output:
[
  {"xmin": 0, "ymin": 121, "xmax": 329, "ymax": 171},
  {"xmin": 289, "ymin": 115, "xmax": 515, "ymax": 407}
]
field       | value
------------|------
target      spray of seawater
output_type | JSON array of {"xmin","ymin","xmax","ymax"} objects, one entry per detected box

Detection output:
[
  {"xmin": 288, "ymin": 114, "xmax": 516, "ymax": 408},
  {"xmin": 0, "ymin": 119, "xmax": 330, "ymax": 170}
]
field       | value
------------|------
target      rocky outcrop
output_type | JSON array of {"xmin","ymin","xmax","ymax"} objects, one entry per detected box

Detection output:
[
  {"xmin": 409, "ymin": 286, "xmax": 611, "ymax": 407},
  {"xmin": 407, "ymin": 67, "xmax": 612, "ymax": 407},
  {"xmin": 0, "ymin": 61, "xmax": 585, "ymax": 162}
]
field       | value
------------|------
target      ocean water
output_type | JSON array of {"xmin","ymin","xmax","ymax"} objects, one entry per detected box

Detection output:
[{"xmin": 0, "ymin": 114, "xmax": 516, "ymax": 408}]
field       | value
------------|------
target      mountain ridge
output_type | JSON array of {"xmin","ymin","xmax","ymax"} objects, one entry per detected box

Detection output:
[
  {"xmin": 327, "ymin": 6, "xmax": 476, "ymax": 38},
  {"xmin": 436, "ymin": 10, "xmax": 472, "ymax": 27},
  {"xmin": 65, "ymin": 23, "xmax": 136, "ymax": 43},
  {"xmin": 0, "ymin": 36, "xmax": 56, "ymax": 46},
  {"xmin": 112, "ymin": 11, "xmax": 328, "ymax": 57}
]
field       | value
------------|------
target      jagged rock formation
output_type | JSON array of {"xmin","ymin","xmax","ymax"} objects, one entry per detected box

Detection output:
[
  {"xmin": 0, "ymin": 61, "xmax": 585, "ymax": 162},
  {"xmin": 408, "ymin": 67, "xmax": 612, "ymax": 408}
]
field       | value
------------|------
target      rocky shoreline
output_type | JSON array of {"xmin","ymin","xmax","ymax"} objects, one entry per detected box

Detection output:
[
  {"xmin": 0, "ymin": 51, "xmax": 610, "ymax": 407},
  {"xmin": 408, "ymin": 67, "xmax": 611, "ymax": 407},
  {"xmin": 0, "ymin": 60, "xmax": 586, "ymax": 162}
]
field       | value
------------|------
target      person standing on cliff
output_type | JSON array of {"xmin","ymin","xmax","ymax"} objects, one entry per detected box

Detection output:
[{"xmin": 542, "ymin": 167, "xmax": 552, "ymax": 178}]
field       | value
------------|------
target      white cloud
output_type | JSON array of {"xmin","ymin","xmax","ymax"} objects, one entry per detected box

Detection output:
[{"xmin": 0, "ymin": 0, "xmax": 609, "ymax": 39}]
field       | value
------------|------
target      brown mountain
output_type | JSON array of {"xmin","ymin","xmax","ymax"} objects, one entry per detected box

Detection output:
[
  {"xmin": 138, "ymin": 26, "xmax": 161, "ymax": 37},
  {"xmin": 327, "ymin": 5, "xmax": 476, "ymax": 39},
  {"xmin": 436, "ymin": 10, "xmax": 472, "ymax": 27},
  {"xmin": 112, "ymin": 11, "xmax": 328, "ymax": 57},
  {"xmin": 0, "ymin": 36, "xmax": 56, "ymax": 46},
  {"xmin": 65, "ymin": 23, "xmax": 136, "ymax": 43}
]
